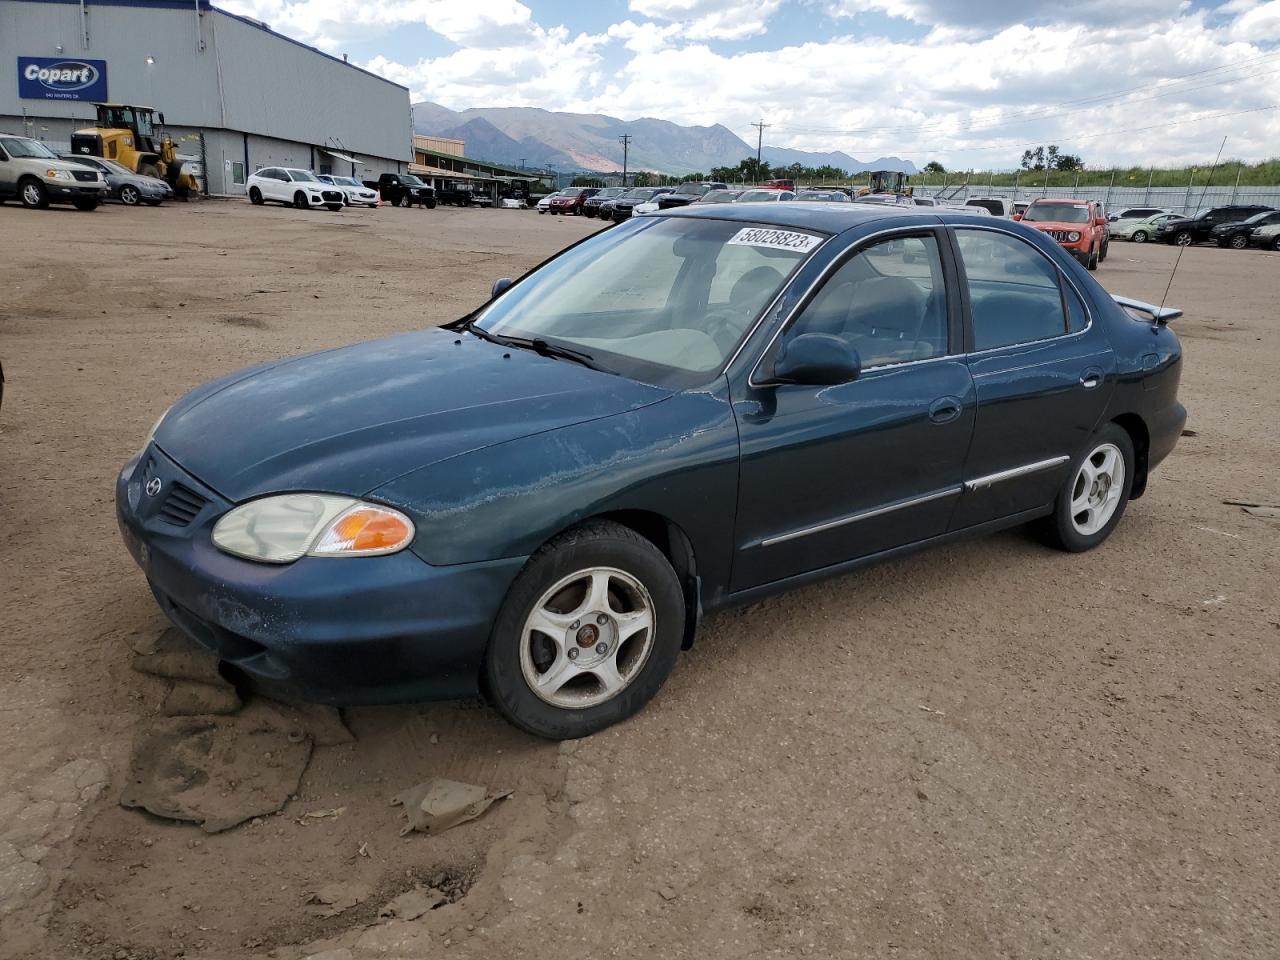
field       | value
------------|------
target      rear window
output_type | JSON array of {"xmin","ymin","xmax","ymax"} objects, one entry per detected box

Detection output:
[{"xmin": 966, "ymin": 199, "xmax": 1005, "ymax": 216}]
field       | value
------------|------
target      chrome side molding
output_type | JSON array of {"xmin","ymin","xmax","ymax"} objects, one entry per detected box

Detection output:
[
  {"xmin": 1112, "ymin": 294, "xmax": 1182, "ymax": 324},
  {"xmin": 964, "ymin": 455, "xmax": 1070, "ymax": 492},
  {"xmin": 758, "ymin": 486, "xmax": 962, "ymax": 548}
]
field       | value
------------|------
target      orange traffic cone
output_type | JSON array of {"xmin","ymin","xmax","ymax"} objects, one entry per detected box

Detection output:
[{"xmin": 376, "ymin": 190, "xmax": 382, "ymax": 207}]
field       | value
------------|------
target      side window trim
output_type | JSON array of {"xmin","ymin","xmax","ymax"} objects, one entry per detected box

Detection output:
[
  {"xmin": 749, "ymin": 225, "xmax": 957, "ymax": 385},
  {"xmin": 945, "ymin": 224, "xmax": 1094, "ymax": 356}
]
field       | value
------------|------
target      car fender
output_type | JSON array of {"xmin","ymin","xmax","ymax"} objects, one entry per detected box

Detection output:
[{"xmin": 371, "ymin": 384, "xmax": 741, "ymax": 603}]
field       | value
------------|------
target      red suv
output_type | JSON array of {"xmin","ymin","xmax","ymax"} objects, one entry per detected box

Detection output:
[
  {"xmin": 1016, "ymin": 198, "xmax": 1109, "ymax": 270},
  {"xmin": 548, "ymin": 188, "xmax": 600, "ymax": 215}
]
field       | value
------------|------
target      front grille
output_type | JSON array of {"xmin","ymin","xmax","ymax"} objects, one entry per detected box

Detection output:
[
  {"xmin": 158, "ymin": 483, "xmax": 208, "ymax": 526},
  {"xmin": 321, "ymin": 190, "xmax": 342, "ymax": 202},
  {"xmin": 72, "ymin": 170, "xmax": 98, "ymax": 182},
  {"xmin": 1044, "ymin": 229, "xmax": 1076, "ymax": 242}
]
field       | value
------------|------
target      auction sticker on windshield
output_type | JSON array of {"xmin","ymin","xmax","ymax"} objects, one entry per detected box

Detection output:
[{"xmin": 727, "ymin": 227, "xmax": 823, "ymax": 253}]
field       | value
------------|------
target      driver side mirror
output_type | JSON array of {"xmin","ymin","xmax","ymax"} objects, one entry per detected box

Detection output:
[
  {"xmin": 491, "ymin": 277, "xmax": 513, "ymax": 299},
  {"xmin": 764, "ymin": 334, "xmax": 861, "ymax": 386},
  {"xmin": 1011, "ymin": 213, "xmax": 1022, "ymax": 221}
]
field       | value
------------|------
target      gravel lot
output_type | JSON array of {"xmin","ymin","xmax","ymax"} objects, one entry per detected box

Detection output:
[{"xmin": 1, "ymin": 200, "xmax": 1277, "ymax": 960}]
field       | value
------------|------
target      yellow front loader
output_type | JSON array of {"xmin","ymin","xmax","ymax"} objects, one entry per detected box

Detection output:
[{"xmin": 70, "ymin": 103, "xmax": 201, "ymax": 198}]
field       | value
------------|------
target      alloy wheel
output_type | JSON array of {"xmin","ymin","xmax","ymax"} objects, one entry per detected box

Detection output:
[
  {"xmin": 120, "ymin": 185, "xmax": 140, "ymax": 205},
  {"xmin": 1175, "ymin": 231, "xmax": 1194, "ymax": 245},
  {"xmin": 1230, "ymin": 234, "xmax": 1248, "ymax": 249},
  {"xmin": 21, "ymin": 182, "xmax": 44, "ymax": 207},
  {"xmin": 1070, "ymin": 443, "xmax": 1126, "ymax": 536},
  {"xmin": 519, "ymin": 567, "xmax": 656, "ymax": 709},
  {"xmin": 1132, "ymin": 231, "xmax": 1147, "ymax": 243}
]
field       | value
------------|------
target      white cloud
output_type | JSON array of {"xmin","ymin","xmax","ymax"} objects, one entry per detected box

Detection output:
[
  {"xmin": 629, "ymin": 0, "xmax": 783, "ymax": 39},
  {"xmin": 828, "ymin": 0, "xmax": 1191, "ymax": 29}
]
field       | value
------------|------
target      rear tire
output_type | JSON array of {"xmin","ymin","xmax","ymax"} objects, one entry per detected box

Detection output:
[
  {"xmin": 397, "ymin": 195, "xmax": 411, "ymax": 208},
  {"xmin": 483, "ymin": 521, "xmax": 685, "ymax": 739},
  {"xmin": 1131, "ymin": 230, "xmax": 1148, "ymax": 243},
  {"xmin": 1099, "ymin": 239, "xmax": 1109, "ymax": 262},
  {"xmin": 120, "ymin": 184, "xmax": 141, "ymax": 206},
  {"xmin": 19, "ymin": 178, "xmax": 48, "ymax": 209},
  {"xmin": 1086, "ymin": 245, "xmax": 1099, "ymax": 271},
  {"xmin": 249, "ymin": 186, "xmax": 264, "ymax": 205},
  {"xmin": 1036, "ymin": 424, "xmax": 1134, "ymax": 553}
]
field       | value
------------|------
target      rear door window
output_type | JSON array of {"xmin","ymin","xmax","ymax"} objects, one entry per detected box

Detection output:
[{"xmin": 955, "ymin": 229, "xmax": 1069, "ymax": 350}]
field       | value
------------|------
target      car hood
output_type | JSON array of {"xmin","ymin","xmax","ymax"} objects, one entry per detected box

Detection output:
[
  {"xmin": 1211, "ymin": 220, "xmax": 1251, "ymax": 232},
  {"xmin": 1157, "ymin": 217, "xmax": 1196, "ymax": 229},
  {"xmin": 155, "ymin": 328, "xmax": 672, "ymax": 503}
]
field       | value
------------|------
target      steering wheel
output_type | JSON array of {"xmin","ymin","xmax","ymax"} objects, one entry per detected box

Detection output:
[{"xmin": 701, "ymin": 306, "xmax": 746, "ymax": 354}]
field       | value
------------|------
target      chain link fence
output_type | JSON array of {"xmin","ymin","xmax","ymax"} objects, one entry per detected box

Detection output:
[{"xmin": 916, "ymin": 181, "xmax": 1280, "ymax": 215}]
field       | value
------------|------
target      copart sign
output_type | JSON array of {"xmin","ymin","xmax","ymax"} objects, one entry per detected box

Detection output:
[{"xmin": 18, "ymin": 57, "xmax": 109, "ymax": 101}]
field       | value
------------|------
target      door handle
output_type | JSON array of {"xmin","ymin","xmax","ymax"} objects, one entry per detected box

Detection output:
[
  {"xmin": 928, "ymin": 397, "xmax": 963, "ymax": 424},
  {"xmin": 1079, "ymin": 370, "xmax": 1103, "ymax": 389}
]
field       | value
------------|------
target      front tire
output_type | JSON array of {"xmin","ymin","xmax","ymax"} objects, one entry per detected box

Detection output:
[
  {"xmin": 1229, "ymin": 234, "xmax": 1248, "ymax": 250},
  {"xmin": 397, "ymin": 195, "xmax": 412, "ymax": 208},
  {"xmin": 483, "ymin": 521, "xmax": 685, "ymax": 739},
  {"xmin": 1037, "ymin": 424, "xmax": 1134, "ymax": 552},
  {"xmin": 1086, "ymin": 245, "xmax": 1099, "ymax": 271},
  {"xmin": 19, "ymin": 178, "xmax": 49, "ymax": 209},
  {"xmin": 1099, "ymin": 239, "xmax": 1109, "ymax": 262},
  {"xmin": 119, "ymin": 184, "xmax": 141, "ymax": 206},
  {"xmin": 1173, "ymin": 230, "xmax": 1194, "ymax": 246},
  {"xmin": 293, "ymin": 191, "xmax": 309, "ymax": 210}
]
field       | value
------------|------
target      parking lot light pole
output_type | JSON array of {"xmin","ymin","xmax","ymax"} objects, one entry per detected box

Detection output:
[{"xmin": 618, "ymin": 135, "xmax": 632, "ymax": 188}]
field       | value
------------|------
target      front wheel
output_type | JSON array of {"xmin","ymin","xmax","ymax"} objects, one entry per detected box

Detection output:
[
  {"xmin": 1174, "ymin": 230, "xmax": 1194, "ymax": 246},
  {"xmin": 1099, "ymin": 239, "xmax": 1109, "ymax": 262},
  {"xmin": 1086, "ymin": 245, "xmax": 1099, "ymax": 271},
  {"xmin": 1036, "ymin": 425, "xmax": 1134, "ymax": 552},
  {"xmin": 19, "ymin": 179, "xmax": 49, "ymax": 209},
  {"xmin": 397, "ymin": 195, "xmax": 412, "ymax": 208},
  {"xmin": 293, "ymin": 191, "xmax": 309, "ymax": 210},
  {"xmin": 120, "ymin": 185, "xmax": 141, "ymax": 206},
  {"xmin": 1229, "ymin": 234, "xmax": 1248, "ymax": 250},
  {"xmin": 1131, "ymin": 230, "xmax": 1148, "ymax": 243},
  {"xmin": 483, "ymin": 521, "xmax": 685, "ymax": 739}
]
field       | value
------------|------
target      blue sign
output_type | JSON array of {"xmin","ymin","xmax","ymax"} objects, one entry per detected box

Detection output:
[{"xmin": 18, "ymin": 56, "xmax": 108, "ymax": 101}]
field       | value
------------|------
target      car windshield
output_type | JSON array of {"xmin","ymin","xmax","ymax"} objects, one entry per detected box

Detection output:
[
  {"xmin": 1024, "ymin": 203, "xmax": 1090, "ymax": 223},
  {"xmin": 699, "ymin": 191, "xmax": 741, "ymax": 203},
  {"xmin": 738, "ymin": 190, "xmax": 778, "ymax": 202},
  {"xmin": 674, "ymin": 183, "xmax": 710, "ymax": 196},
  {"xmin": 595, "ymin": 188, "xmax": 624, "ymax": 198},
  {"xmin": 1243, "ymin": 211, "xmax": 1273, "ymax": 224},
  {"xmin": 621, "ymin": 188, "xmax": 661, "ymax": 200},
  {"xmin": 333, "ymin": 177, "xmax": 358, "ymax": 186},
  {"xmin": 400, "ymin": 175, "xmax": 424, "ymax": 186},
  {"xmin": 287, "ymin": 169, "xmax": 318, "ymax": 182},
  {"xmin": 2, "ymin": 137, "xmax": 58, "ymax": 159},
  {"xmin": 473, "ymin": 217, "xmax": 824, "ymax": 387}
]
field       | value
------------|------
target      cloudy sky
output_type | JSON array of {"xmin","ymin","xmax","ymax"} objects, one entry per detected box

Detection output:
[{"xmin": 219, "ymin": 0, "xmax": 1280, "ymax": 168}]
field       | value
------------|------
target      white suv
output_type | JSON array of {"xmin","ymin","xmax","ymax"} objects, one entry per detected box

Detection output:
[
  {"xmin": 316, "ymin": 174, "xmax": 378, "ymax": 208},
  {"xmin": 247, "ymin": 167, "xmax": 344, "ymax": 211},
  {"xmin": 0, "ymin": 134, "xmax": 107, "ymax": 210}
]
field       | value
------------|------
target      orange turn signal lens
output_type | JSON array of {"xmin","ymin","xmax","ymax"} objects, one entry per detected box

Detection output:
[{"xmin": 310, "ymin": 505, "xmax": 414, "ymax": 557}]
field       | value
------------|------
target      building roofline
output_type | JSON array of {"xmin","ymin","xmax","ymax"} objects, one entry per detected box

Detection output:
[
  {"xmin": 17, "ymin": 0, "xmax": 410, "ymax": 93},
  {"xmin": 414, "ymin": 144, "xmax": 547, "ymax": 179}
]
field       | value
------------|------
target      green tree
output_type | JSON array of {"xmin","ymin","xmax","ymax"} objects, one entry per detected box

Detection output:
[{"xmin": 923, "ymin": 160, "xmax": 945, "ymax": 174}]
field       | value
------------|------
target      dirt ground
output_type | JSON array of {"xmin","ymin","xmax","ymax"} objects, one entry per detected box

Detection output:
[{"xmin": 1, "ymin": 200, "xmax": 1277, "ymax": 960}]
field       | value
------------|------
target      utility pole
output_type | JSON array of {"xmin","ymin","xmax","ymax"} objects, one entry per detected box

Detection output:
[
  {"xmin": 618, "ymin": 134, "xmax": 632, "ymax": 188},
  {"xmin": 751, "ymin": 119, "xmax": 770, "ymax": 182},
  {"xmin": 519, "ymin": 158, "xmax": 526, "ymax": 170}
]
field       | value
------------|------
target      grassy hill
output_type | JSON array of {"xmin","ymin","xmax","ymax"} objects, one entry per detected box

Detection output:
[{"xmin": 917, "ymin": 158, "xmax": 1280, "ymax": 191}]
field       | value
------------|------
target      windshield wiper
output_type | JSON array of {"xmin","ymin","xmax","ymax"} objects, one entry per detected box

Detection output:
[{"xmin": 466, "ymin": 325, "xmax": 609, "ymax": 373}]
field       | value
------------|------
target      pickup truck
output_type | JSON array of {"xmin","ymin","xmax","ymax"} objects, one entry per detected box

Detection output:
[{"xmin": 364, "ymin": 173, "xmax": 436, "ymax": 208}]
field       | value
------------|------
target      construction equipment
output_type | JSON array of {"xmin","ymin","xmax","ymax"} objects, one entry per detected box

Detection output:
[
  {"xmin": 70, "ymin": 103, "xmax": 201, "ymax": 198},
  {"xmin": 856, "ymin": 169, "xmax": 912, "ymax": 198}
]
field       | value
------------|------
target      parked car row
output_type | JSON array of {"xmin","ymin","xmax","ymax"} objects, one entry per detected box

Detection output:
[
  {"xmin": 245, "ymin": 169, "xmax": 441, "ymax": 211},
  {"xmin": 0, "ymin": 133, "xmax": 174, "ymax": 211},
  {"xmin": 1101, "ymin": 203, "xmax": 1280, "ymax": 249}
]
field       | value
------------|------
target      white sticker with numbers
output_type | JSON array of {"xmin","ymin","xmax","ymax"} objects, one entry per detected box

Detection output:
[{"xmin": 727, "ymin": 227, "xmax": 823, "ymax": 253}]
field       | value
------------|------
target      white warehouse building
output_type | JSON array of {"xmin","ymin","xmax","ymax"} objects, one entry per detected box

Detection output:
[{"xmin": 1, "ymin": 0, "xmax": 413, "ymax": 195}]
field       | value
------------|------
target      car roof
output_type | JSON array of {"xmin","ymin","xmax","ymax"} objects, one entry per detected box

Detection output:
[{"xmin": 659, "ymin": 200, "xmax": 959, "ymax": 233}]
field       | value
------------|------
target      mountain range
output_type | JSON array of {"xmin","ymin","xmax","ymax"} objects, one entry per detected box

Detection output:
[{"xmin": 411, "ymin": 102, "xmax": 916, "ymax": 177}]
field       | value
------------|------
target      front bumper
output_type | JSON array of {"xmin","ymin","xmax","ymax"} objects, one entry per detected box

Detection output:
[
  {"xmin": 48, "ymin": 182, "xmax": 106, "ymax": 200},
  {"xmin": 116, "ymin": 445, "xmax": 527, "ymax": 704}
]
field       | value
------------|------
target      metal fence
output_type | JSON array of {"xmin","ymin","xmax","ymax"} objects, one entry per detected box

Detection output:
[{"xmin": 916, "ymin": 181, "xmax": 1280, "ymax": 215}]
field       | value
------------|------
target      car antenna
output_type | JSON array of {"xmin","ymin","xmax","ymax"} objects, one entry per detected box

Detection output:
[{"xmin": 1158, "ymin": 135, "xmax": 1227, "ymax": 314}]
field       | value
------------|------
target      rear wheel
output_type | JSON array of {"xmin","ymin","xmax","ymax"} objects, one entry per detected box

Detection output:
[
  {"xmin": 1131, "ymin": 230, "xmax": 1148, "ymax": 243},
  {"xmin": 119, "ymin": 184, "xmax": 141, "ymax": 206},
  {"xmin": 293, "ymin": 191, "xmax": 309, "ymax": 210},
  {"xmin": 1086, "ymin": 245, "xmax": 1099, "ymax": 271},
  {"xmin": 19, "ymin": 178, "xmax": 48, "ymax": 209},
  {"xmin": 1037, "ymin": 425, "xmax": 1134, "ymax": 552},
  {"xmin": 1273, "ymin": 236, "xmax": 1280, "ymax": 252},
  {"xmin": 1229, "ymin": 234, "xmax": 1248, "ymax": 250},
  {"xmin": 248, "ymin": 186, "xmax": 264, "ymax": 205},
  {"xmin": 483, "ymin": 521, "xmax": 685, "ymax": 739}
]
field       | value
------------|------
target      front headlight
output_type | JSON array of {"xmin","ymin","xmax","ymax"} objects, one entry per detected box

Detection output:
[
  {"xmin": 1066, "ymin": 231, "xmax": 1081, "ymax": 242},
  {"xmin": 47, "ymin": 169, "xmax": 73, "ymax": 181},
  {"xmin": 145, "ymin": 406, "xmax": 172, "ymax": 448},
  {"xmin": 212, "ymin": 494, "xmax": 415, "ymax": 563}
]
